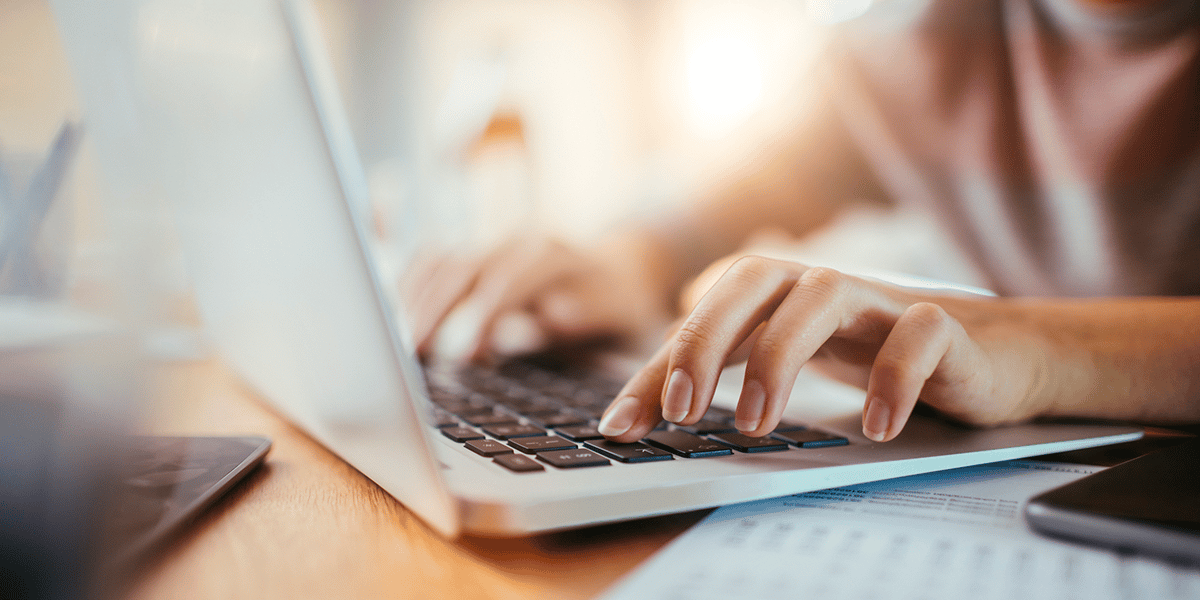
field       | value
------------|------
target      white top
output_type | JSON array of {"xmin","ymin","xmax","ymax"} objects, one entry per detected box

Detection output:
[{"xmin": 812, "ymin": 0, "xmax": 1200, "ymax": 297}]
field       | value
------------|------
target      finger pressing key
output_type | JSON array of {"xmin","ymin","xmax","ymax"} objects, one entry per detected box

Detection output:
[
  {"xmin": 863, "ymin": 302, "xmax": 965, "ymax": 442},
  {"xmin": 599, "ymin": 344, "xmax": 674, "ymax": 442},
  {"xmin": 660, "ymin": 256, "xmax": 806, "ymax": 425},
  {"xmin": 736, "ymin": 267, "xmax": 866, "ymax": 436}
]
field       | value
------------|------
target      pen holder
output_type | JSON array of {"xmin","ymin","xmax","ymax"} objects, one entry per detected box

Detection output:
[{"xmin": 0, "ymin": 128, "xmax": 79, "ymax": 299}]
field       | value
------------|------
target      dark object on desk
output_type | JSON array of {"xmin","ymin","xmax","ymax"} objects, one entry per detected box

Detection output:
[
  {"xmin": 98, "ymin": 436, "xmax": 271, "ymax": 572},
  {"xmin": 1, "ymin": 391, "xmax": 104, "ymax": 600},
  {"xmin": 1025, "ymin": 437, "xmax": 1200, "ymax": 564},
  {"xmin": 1034, "ymin": 425, "xmax": 1198, "ymax": 466}
]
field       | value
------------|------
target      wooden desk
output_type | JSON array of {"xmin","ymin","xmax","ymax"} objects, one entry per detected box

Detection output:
[
  {"xmin": 132, "ymin": 358, "xmax": 1190, "ymax": 600},
  {"xmin": 130, "ymin": 359, "xmax": 706, "ymax": 600}
]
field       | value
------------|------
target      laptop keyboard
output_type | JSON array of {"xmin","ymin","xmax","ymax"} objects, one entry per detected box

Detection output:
[{"xmin": 423, "ymin": 360, "xmax": 848, "ymax": 474}]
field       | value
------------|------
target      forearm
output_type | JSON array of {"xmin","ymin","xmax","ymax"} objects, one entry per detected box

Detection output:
[
  {"xmin": 949, "ymin": 296, "xmax": 1200, "ymax": 425},
  {"xmin": 643, "ymin": 160, "xmax": 850, "ymax": 299},
  {"xmin": 598, "ymin": 76, "xmax": 880, "ymax": 314},
  {"xmin": 624, "ymin": 139, "xmax": 877, "ymax": 314}
]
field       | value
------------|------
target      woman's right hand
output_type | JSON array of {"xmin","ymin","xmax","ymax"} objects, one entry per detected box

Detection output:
[
  {"xmin": 597, "ymin": 256, "xmax": 1058, "ymax": 443},
  {"xmin": 405, "ymin": 234, "xmax": 674, "ymax": 361}
]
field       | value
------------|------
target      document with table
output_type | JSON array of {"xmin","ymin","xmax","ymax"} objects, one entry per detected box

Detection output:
[{"xmin": 602, "ymin": 460, "xmax": 1200, "ymax": 600}]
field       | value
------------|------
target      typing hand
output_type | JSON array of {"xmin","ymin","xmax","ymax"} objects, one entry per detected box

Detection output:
[
  {"xmin": 598, "ymin": 256, "xmax": 1050, "ymax": 443},
  {"xmin": 406, "ymin": 236, "xmax": 671, "ymax": 362}
]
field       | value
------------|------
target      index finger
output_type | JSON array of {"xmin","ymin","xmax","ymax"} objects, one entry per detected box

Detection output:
[
  {"xmin": 600, "ymin": 256, "xmax": 805, "ymax": 440},
  {"xmin": 597, "ymin": 341, "xmax": 674, "ymax": 442},
  {"xmin": 659, "ymin": 256, "xmax": 807, "ymax": 425}
]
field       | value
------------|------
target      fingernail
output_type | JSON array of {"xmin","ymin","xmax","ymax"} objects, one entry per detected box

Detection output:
[
  {"xmin": 735, "ymin": 379, "xmax": 766, "ymax": 432},
  {"xmin": 491, "ymin": 311, "xmax": 547, "ymax": 355},
  {"xmin": 863, "ymin": 397, "xmax": 890, "ymax": 442},
  {"xmin": 436, "ymin": 302, "xmax": 486, "ymax": 361},
  {"xmin": 599, "ymin": 396, "xmax": 639, "ymax": 437},
  {"xmin": 661, "ymin": 369, "xmax": 693, "ymax": 423},
  {"xmin": 540, "ymin": 291, "xmax": 583, "ymax": 327}
]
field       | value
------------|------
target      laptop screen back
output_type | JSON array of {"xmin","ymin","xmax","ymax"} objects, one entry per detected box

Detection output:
[{"xmin": 52, "ymin": 0, "xmax": 461, "ymax": 536}]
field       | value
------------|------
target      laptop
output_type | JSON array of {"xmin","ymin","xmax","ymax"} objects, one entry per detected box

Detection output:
[{"xmin": 54, "ymin": 0, "xmax": 1141, "ymax": 538}]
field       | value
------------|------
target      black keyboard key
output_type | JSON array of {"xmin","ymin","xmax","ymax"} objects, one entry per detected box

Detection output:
[
  {"xmin": 464, "ymin": 439, "xmax": 514, "ymax": 457},
  {"xmin": 770, "ymin": 429, "xmax": 849, "ymax": 448},
  {"xmin": 439, "ymin": 391, "xmax": 495, "ymax": 411},
  {"xmin": 537, "ymin": 449, "xmax": 610, "ymax": 469},
  {"xmin": 644, "ymin": 431, "xmax": 733, "ymax": 458},
  {"xmin": 459, "ymin": 368, "xmax": 513, "ymax": 392},
  {"xmin": 554, "ymin": 424, "xmax": 604, "ymax": 441},
  {"xmin": 519, "ymin": 408, "xmax": 563, "ymax": 421},
  {"xmin": 702, "ymin": 406, "xmax": 737, "ymax": 423},
  {"xmin": 482, "ymin": 424, "xmax": 546, "ymax": 440},
  {"xmin": 494, "ymin": 453, "xmax": 545, "ymax": 473},
  {"xmin": 528, "ymin": 411, "xmax": 589, "ymax": 428},
  {"xmin": 679, "ymin": 418, "xmax": 738, "ymax": 435},
  {"xmin": 585, "ymin": 440, "xmax": 674, "ymax": 463},
  {"xmin": 428, "ymin": 387, "xmax": 464, "ymax": 406},
  {"xmin": 508, "ymin": 436, "xmax": 577, "ymax": 454},
  {"xmin": 774, "ymin": 421, "xmax": 808, "ymax": 432},
  {"xmin": 538, "ymin": 379, "xmax": 581, "ymax": 398},
  {"xmin": 499, "ymin": 396, "xmax": 561, "ymax": 415},
  {"xmin": 461, "ymin": 412, "xmax": 521, "ymax": 427},
  {"xmin": 482, "ymin": 422, "xmax": 549, "ymax": 441},
  {"xmin": 582, "ymin": 376, "xmax": 625, "ymax": 398},
  {"xmin": 431, "ymin": 410, "xmax": 458, "ymax": 428},
  {"xmin": 561, "ymin": 388, "xmax": 607, "ymax": 409},
  {"xmin": 478, "ymin": 380, "xmax": 525, "ymax": 397},
  {"xmin": 509, "ymin": 367, "xmax": 554, "ymax": 389},
  {"xmin": 437, "ymin": 401, "xmax": 484, "ymax": 417},
  {"xmin": 449, "ymin": 409, "xmax": 497, "ymax": 424},
  {"xmin": 442, "ymin": 427, "xmax": 484, "ymax": 442},
  {"xmin": 572, "ymin": 405, "xmax": 607, "ymax": 420},
  {"xmin": 709, "ymin": 432, "xmax": 788, "ymax": 453}
]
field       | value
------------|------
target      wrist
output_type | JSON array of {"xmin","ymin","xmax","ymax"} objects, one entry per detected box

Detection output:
[
  {"xmin": 939, "ymin": 298, "xmax": 1072, "ymax": 424},
  {"xmin": 982, "ymin": 299, "xmax": 1148, "ymax": 423}
]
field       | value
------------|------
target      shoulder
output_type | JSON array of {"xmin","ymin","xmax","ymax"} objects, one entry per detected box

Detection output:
[
  {"xmin": 1035, "ymin": 0, "xmax": 1199, "ymax": 43},
  {"xmin": 835, "ymin": 0, "xmax": 1199, "ymax": 43}
]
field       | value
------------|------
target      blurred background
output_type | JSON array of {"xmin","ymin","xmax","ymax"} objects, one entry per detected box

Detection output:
[
  {"xmin": 3, "ymin": 1, "xmax": 995, "ymax": 595},
  {"xmin": 0, "ymin": 3, "xmax": 845, "ymax": 596},
  {"xmin": 1, "ymin": 0, "xmax": 837, "ymax": 254},
  {"xmin": 323, "ymin": 0, "xmax": 831, "ymax": 245},
  {"xmin": 343, "ymin": 0, "xmax": 832, "ymax": 248},
  {"xmin": 0, "ymin": 2, "xmax": 839, "ymax": 595}
]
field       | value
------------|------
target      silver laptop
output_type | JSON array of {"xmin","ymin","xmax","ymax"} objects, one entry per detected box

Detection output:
[{"xmin": 54, "ymin": 0, "xmax": 1140, "ymax": 538}]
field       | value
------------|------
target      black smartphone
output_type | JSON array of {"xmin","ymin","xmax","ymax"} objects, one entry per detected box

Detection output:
[
  {"xmin": 98, "ymin": 435, "xmax": 271, "ymax": 571},
  {"xmin": 1025, "ymin": 438, "xmax": 1200, "ymax": 564}
]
